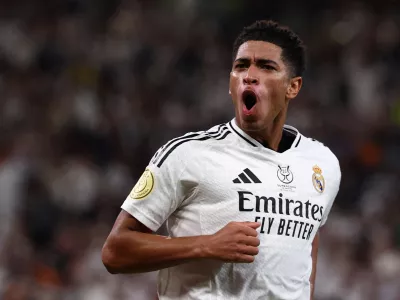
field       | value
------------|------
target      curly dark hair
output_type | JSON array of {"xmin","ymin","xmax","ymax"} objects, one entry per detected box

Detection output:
[{"xmin": 233, "ymin": 20, "xmax": 306, "ymax": 77}]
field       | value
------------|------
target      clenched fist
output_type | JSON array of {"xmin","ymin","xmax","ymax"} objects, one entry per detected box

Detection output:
[{"xmin": 203, "ymin": 222, "xmax": 261, "ymax": 263}]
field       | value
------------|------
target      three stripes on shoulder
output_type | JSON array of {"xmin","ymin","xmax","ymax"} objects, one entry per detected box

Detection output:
[{"xmin": 152, "ymin": 124, "xmax": 230, "ymax": 168}]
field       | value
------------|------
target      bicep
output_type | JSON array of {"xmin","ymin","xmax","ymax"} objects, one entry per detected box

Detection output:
[
  {"xmin": 102, "ymin": 210, "xmax": 155, "ymax": 273},
  {"xmin": 111, "ymin": 210, "xmax": 153, "ymax": 235}
]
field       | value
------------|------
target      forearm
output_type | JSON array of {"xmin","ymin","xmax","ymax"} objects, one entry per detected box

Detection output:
[{"xmin": 102, "ymin": 230, "xmax": 209, "ymax": 274}]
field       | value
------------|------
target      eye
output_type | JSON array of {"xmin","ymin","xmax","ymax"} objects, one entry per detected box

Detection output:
[
  {"xmin": 261, "ymin": 65, "xmax": 276, "ymax": 70},
  {"xmin": 235, "ymin": 63, "xmax": 246, "ymax": 69}
]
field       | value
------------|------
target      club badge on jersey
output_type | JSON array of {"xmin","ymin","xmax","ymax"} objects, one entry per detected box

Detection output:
[
  {"xmin": 130, "ymin": 168, "xmax": 154, "ymax": 200},
  {"xmin": 277, "ymin": 165, "xmax": 294, "ymax": 184},
  {"xmin": 312, "ymin": 165, "xmax": 325, "ymax": 193}
]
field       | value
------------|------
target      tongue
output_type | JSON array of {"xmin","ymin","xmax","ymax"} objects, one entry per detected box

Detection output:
[{"xmin": 243, "ymin": 102, "xmax": 255, "ymax": 115}]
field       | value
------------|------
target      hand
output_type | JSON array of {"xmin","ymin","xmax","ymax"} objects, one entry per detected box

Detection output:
[{"xmin": 203, "ymin": 222, "xmax": 261, "ymax": 263}]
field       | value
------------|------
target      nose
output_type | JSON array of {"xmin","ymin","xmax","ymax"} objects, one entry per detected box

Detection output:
[{"xmin": 243, "ymin": 67, "xmax": 259, "ymax": 85}]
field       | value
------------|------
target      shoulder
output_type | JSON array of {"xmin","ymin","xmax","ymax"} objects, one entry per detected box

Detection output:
[
  {"xmin": 150, "ymin": 122, "xmax": 230, "ymax": 168},
  {"xmin": 298, "ymin": 134, "xmax": 341, "ymax": 177}
]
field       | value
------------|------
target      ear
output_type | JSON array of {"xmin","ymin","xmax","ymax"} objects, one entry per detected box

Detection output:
[{"xmin": 286, "ymin": 77, "xmax": 302, "ymax": 100}]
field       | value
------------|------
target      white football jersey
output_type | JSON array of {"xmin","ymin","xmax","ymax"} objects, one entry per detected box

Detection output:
[{"xmin": 121, "ymin": 118, "xmax": 341, "ymax": 300}]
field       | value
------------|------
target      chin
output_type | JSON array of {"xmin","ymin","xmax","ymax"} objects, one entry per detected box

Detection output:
[
  {"xmin": 243, "ymin": 123, "xmax": 263, "ymax": 132},
  {"xmin": 239, "ymin": 116, "xmax": 263, "ymax": 132}
]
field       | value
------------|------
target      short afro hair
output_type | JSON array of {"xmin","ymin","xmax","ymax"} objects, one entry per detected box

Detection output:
[{"xmin": 233, "ymin": 20, "xmax": 306, "ymax": 77}]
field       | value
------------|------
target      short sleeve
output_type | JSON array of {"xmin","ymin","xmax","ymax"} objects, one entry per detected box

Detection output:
[
  {"xmin": 320, "ymin": 157, "xmax": 341, "ymax": 227},
  {"xmin": 121, "ymin": 144, "xmax": 190, "ymax": 232}
]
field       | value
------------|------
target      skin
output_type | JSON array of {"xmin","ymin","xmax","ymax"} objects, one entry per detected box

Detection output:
[
  {"xmin": 229, "ymin": 41, "xmax": 302, "ymax": 151},
  {"xmin": 102, "ymin": 211, "xmax": 260, "ymax": 274},
  {"xmin": 103, "ymin": 39, "xmax": 318, "ymax": 299},
  {"xmin": 230, "ymin": 41, "xmax": 317, "ymax": 299},
  {"xmin": 310, "ymin": 233, "xmax": 319, "ymax": 300}
]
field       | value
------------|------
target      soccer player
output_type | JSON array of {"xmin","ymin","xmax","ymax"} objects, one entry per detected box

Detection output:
[{"xmin": 102, "ymin": 20, "xmax": 341, "ymax": 300}]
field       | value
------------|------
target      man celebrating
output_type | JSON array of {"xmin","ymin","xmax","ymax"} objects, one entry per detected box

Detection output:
[{"xmin": 102, "ymin": 20, "xmax": 341, "ymax": 300}]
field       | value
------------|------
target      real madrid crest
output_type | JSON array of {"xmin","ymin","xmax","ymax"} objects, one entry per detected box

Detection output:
[
  {"xmin": 129, "ymin": 168, "xmax": 154, "ymax": 200},
  {"xmin": 312, "ymin": 165, "xmax": 325, "ymax": 193}
]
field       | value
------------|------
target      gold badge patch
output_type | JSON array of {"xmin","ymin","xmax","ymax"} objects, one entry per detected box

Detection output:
[
  {"xmin": 130, "ymin": 168, "xmax": 154, "ymax": 200},
  {"xmin": 312, "ymin": 165, "xmax": 325, "ymax": 193}
]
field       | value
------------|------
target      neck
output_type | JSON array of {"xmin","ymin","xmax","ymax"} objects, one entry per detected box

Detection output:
[{"xmin": 240, "ymin": 106, "xmax": 288, "ymax": 151}]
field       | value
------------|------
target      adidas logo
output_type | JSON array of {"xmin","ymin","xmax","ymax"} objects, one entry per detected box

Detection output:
[{"xmin": 233, "ymin": 168, "xmax": 262, "ymax": 184}]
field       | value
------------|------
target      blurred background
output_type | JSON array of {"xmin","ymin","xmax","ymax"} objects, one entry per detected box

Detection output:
[{"xmin": 0, "ymin": 0, "xmax": 399, "ymax": 299}]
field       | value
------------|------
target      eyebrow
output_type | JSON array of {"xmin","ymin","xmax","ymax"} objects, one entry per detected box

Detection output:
[{"xmin": 234, "ymin": 57, "xmax": 279, "ymax": 66}]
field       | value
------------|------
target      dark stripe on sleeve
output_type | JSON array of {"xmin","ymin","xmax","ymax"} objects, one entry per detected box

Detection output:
[
  {"xmin": 208, "ymin": 126, "xmax": 228, "ymax": 137},
  {"xmin": 153, "ymin": 133, "xmax": 200, "ymax": 164},
  {"xmin": 243, "ymin": 168, "xmax": 261, "ymax": 183},
  {"xmin": 233, "ymin": 178, "xmax": 241, "ymax": 183},
  {"xmin": 238, "ymin": 173, "xmax": 251, "ymax": 183},
  {"xmin": 295, "ymin": 135, "xmax": 302, "ymax": 148},
  {"xmin": 216, "ymin": 130, "xmax": 231, "ymax": 140},
  {"xmin": 206, "ymin": 124, "xmax": 225, "ymax": 135},
  {"xmin": 157, "ymin": 136, "xmax": 211, "ymax": 167},
  {"xmin": 151, "ymin": 148, "xmax": 161, "ymax": 164},
  {"xmin": 228, "ymin": 122, "xmax": 257, "ymax": 147}
]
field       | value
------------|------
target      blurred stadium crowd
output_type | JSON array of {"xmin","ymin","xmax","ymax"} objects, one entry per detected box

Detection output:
[{"xmin": 0, "ymin": 0, "xmax": 399, "ymax": 299}]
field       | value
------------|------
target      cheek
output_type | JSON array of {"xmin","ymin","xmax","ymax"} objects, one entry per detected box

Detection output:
[
  {"xmin": 229, "ymin": 74, "xmax": 241, "ymax": 98},
  {"xmin": 230, "ymin": 72, "xmax": 239, "ymax": 85},
  {"xmin": 263, "ymin": 79, "xmax": 286, "ymax": 100}
]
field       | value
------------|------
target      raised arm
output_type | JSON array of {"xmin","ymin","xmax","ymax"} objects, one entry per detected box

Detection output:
[{"xmin": 101, "ymin": 210, "xmax": 261, "ymax": 274}]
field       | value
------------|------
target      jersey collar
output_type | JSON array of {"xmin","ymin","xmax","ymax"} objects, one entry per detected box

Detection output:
[{"xmin": 228, "ymin": 118, "xmax": 302, "ymax": 152}]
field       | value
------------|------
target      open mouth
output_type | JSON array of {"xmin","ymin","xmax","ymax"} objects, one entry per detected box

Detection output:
[{"xmin": 242, "ymin": 90, "xmax": 257, "ymax": 111}]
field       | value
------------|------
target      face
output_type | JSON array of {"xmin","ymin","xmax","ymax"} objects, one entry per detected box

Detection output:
[{"xmin": 229, "ymin": 41, "xmax": 302, "ymax": 132}]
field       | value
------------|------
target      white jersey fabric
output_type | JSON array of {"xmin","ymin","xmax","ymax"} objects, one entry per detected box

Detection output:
[{"xmin": 121, "ymin": 118, "xmax": 341, "ymax": 300}]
